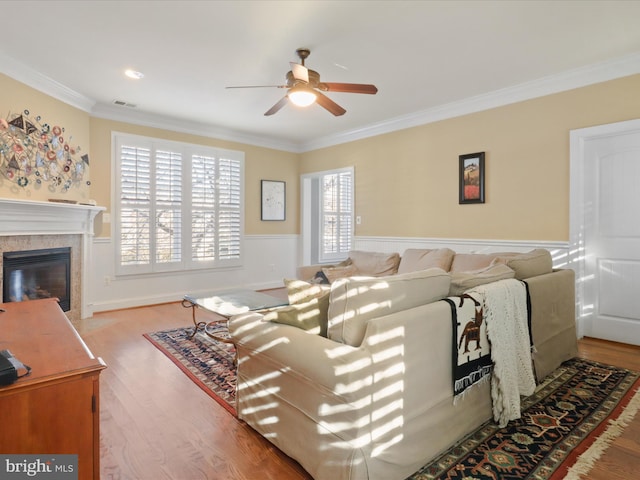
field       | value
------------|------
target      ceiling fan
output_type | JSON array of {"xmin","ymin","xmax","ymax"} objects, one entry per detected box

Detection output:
[{"xmin": 226, "ymin": 48, "xmax": 378, "ymax": 116}]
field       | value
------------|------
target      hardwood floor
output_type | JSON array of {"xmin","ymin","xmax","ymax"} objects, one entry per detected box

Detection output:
[{"xmin": 77, "ymin": 302, "xmax": 640, "ymax": 480}]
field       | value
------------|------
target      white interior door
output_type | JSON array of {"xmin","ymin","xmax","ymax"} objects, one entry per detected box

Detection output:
[{"xmin": 571, "ymin": 119, "xmax": 640, "ymax": 345}]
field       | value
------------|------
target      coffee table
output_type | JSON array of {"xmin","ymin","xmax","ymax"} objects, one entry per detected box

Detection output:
[{"xmin": 182, "ymin": 288, "xmax": 289, "ymax": 341}]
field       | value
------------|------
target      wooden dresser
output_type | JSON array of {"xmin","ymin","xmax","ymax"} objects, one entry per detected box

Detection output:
[{"xmin": 0, "ymin": 298, "xmax": 106, "ymax": 480}]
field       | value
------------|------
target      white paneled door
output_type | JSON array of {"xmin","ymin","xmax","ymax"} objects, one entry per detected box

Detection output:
[{"xmin": 571, "ymin": 119, "xmax": 640, "ymax": 345}]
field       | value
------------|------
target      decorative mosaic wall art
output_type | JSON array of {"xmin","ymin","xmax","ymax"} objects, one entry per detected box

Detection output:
[{"xmin": 0, "ymin": 109, "xmax": 90, "ymax": 193}]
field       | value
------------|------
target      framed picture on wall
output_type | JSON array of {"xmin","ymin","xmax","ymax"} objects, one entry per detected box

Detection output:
[
  {"xmin": 261, "ymin": 180, "xmax": 286, "ymax": 221},
  {"xmin": 459, "ymin": 152, "xmax": 485, "ymax": 204}
]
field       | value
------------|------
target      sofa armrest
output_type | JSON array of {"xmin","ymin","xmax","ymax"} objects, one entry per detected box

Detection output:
[{"xmin": 526, "ymin": 268, "xmax": 578, "ymax": 381}]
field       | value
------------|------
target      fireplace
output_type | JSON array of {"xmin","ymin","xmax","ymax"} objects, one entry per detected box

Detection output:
[
  {"xmin": 3, "ymin": 247, "xmax": 71, "ymax": 311},
  {"xmin": 0, "ymin": 198, "xmax": 104, "ymax": 321}
]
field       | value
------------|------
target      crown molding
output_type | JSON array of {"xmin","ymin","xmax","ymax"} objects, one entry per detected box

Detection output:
[
  {"xmin": 2, "ymin": 50, "xmax": 639, "ymax": 154},
  {"xmin": 299, "ymin": 52, "xmax": 640, "ymax": 152},
  {"xmin": 0, "ymin": 51, "xmax": 96, "ymax": 113},
  {"xmin": 0, "ymin": 51, "xmax": 300, "ymax": 152},
  {"xmin": 90, "ymin": 103, "xmax": 300, "ymax": 153}
]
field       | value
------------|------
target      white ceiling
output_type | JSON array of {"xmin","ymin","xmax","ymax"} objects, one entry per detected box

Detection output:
[{"xmin": 2, "ymin": 0, "xmax": 640, "ymax": 152}]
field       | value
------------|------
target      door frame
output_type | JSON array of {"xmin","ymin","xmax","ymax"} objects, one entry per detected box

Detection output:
[{"xmin": 569, "ymin": 118, "xmax": 640, "ymax": 339}]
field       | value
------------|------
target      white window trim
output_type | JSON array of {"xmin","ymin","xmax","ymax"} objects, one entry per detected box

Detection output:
[
  {"xmin": 111, "ymin": 132, "xmax": 244, "ymax": 276},
  {"xmin": 300, "ymin": 166, "xmax": 354, "ymax": 265}
]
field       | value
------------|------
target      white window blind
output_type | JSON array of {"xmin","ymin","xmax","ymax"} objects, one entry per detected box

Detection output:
[
  {"xmin": 114, "ymin": 133, "xmax": 244, "ymax": 275},
  {"xmin": 321, "ymin": 170, "xmax": 353, "ymax": 262}
]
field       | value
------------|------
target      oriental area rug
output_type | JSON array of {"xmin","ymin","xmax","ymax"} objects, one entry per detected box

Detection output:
[
  {"xmin": 144, "ymin": 326, "xmax": 640, "ymax": 480},
  {"xmin": 143, "ymin": 324, "xmax": 237, "ymax": 416}
]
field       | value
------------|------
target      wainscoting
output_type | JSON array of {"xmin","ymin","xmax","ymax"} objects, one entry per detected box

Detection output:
[
  {"xmin": 89, "ymin": 234, "xmax": 300, "ymax": 314},
  {"xmin": 88, "ymin": 234, "xmax": 570, "ymax": 316}
]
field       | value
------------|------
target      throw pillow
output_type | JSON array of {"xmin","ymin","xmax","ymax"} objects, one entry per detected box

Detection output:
[
  {"xmin": 263, "ymin": 291, "xmax": 330, "ymax": 336},
  {"xmin": 322, "ymin": 264, "xmax": 359, "ymax": 283},
  {"xmin": 449, "ymin": 263, "xmax": 516, "ymax": 296},
  {"xmin": 449, "ymin": 253, "xmax": 498, "ymax": 273},
  {"xmin": 491, "ymin": 249, "xmax": 553, "ymax": 280},
  {"xmin": 397, "ymin": 248, "xmax": 456, "ymax": 274},
  {"xmin": 284, "ymin": 278, "xmax": 329, "ymax": 304}
]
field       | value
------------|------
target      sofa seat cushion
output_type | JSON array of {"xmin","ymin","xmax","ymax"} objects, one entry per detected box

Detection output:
[
  {"xmin": 397, "ymin": 248, "xmax": 456, "ymax": 274},
  {"xmin": 492, "ymin": 249, "xmax": 553, "ymax": 280},
  {"xmin": 348, "ymin": 250, "xmax": 401, "ymax": 276},
  {"xmin": 327, "ymin": 268, "xmax": 451, "ymax": 346},
  {"xmin": 449, "ymin": 263, "xmax": 516, "ymax": 296}
]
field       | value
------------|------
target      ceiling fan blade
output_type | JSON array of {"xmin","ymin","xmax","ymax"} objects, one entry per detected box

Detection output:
[
  {"xmin": 290, "ymin": 62, "xmax": 309, "ymax": 83},
  {"xmin": 264, "ymin": 96, "xmax": 289, "ymax": 116},
  {"xmin": 226, "ymin": 85, "xmax": 287, "ymax": 89},
  {"xmin": 315, "ymin": 92, "xmax": 346, "ymax": 116},
  {"xmin": 321, "ymin": 82, "xmax": 378, "ymax": 94}
]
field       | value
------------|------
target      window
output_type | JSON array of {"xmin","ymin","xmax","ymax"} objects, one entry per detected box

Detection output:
[
  {"xmin": 320, "ymin": 169, "xmax": 353, "ymax": 262},
  {"xmin": 114, "ymin": 133, "xmax": 243, "ymax": 275}
]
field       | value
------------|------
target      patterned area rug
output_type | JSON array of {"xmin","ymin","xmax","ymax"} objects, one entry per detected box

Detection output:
[
  {"xmin": 143, "ymin": 324, "xmax": 237, "ymax": 415},
  {"xmin": 408, "ymin": 357, "xmax": 640, "ymax": 480},
  {"xmin": 143, "ymin": 328, "xmax": 640, "ymax": 479}
]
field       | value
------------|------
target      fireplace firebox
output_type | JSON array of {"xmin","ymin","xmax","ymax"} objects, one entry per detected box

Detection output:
[{"xmin": 3, "ymin": 247, "xmax": 71, "ymax": 311}]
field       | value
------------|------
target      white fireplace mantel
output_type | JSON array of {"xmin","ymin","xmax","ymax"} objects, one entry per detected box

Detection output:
[
  {"xmin": 0, "ymin": 198, "xmax": 104, "ymax": 237},
  {"xmin": 0, "ymin": 198, "xmax": 105, "ymax": 319}
]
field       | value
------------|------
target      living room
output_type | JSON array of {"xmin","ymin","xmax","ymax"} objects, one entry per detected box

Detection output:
[{"xmin": 1, "ymin": 1, "xmax": 640, "ymax": 479}]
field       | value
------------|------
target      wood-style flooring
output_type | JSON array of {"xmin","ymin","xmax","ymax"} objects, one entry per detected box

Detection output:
[{"xmin": 77, "ymin": 300, "xmax": 640, "ymax": 480}]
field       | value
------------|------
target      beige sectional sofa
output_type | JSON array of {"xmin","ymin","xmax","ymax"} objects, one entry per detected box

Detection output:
[{"xmin": 229, "ymin": 248, "xmax": 577, "ymax": 480}]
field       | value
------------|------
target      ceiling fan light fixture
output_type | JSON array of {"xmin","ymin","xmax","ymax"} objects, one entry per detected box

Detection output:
[{"xmin": 288, "ymin": 86, "xmax": 317, "ymax": 107}]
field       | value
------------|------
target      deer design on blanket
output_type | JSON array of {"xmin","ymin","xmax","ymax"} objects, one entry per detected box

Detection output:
[
  {"xmin": 445, "ymin": 293, "xmax": 492, "ymax": 401},
  {"xmin": 457, "ymin": 293, "xmax": 483, "ymax": 354}
]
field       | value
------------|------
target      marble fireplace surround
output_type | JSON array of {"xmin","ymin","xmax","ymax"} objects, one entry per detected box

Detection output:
[{"xmin": 0, "ymin": 198, "xmax": 104, "ymax": 323}]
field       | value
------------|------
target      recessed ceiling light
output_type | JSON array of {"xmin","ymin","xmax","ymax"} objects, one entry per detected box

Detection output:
[{"xmin": 124, "ymin": 69, "xmax": 144, "ymax": 80}]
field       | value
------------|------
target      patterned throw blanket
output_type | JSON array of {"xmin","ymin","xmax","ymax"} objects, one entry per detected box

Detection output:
[
  {"xmin": 444, "ymin": 294, "xmax": 493, "ymax": 400},
  {"xmin": 445, "ymin": 279, "xmax": 536, "ymax": 426}
]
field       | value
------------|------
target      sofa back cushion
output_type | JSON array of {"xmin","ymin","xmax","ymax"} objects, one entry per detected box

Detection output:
[
  {"xmin": 348, "ymin": 250, "xmax": 401, "ymax": 276},
  {"xmin": 327, "ymin": 268, "xmax": 451, "ymax": 346},
  {"xmin": 397, "ymin": 248, "xmax": 456, "ymax": 274}
]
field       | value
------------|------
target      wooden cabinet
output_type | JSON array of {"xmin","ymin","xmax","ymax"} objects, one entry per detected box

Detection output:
[{"xmin": 0, "ymin": 298, "xmax": 106, "ymax": 480}]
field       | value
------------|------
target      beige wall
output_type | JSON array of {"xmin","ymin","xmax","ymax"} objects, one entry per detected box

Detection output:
[
  {"xmin": 0, "ymin": 74, "xmax": 91, "ymax": 202},
  {"xmin": 300, "ymin": 74, "xmax": 640, "ymax": 241},
  {"xmin": 0, "ymin": 73, "xmax": 299, "ymax": 236},
  {"xmin": 3, "ymin": 72, "xmax": 639, "ymax": 243}
]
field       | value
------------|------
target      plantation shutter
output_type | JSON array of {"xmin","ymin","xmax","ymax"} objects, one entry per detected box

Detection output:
[
  {"xmin": 217, "ymin": 157, "xmax": 242, "ymax": 260},
  {"xmin": 321, "ymin": 170, "xmax": 353, "ymax": 262},
  {"xmin": 155, "ymin": 150, "xmax": 182, "ymax": 266},
  {"xmin": 119, "ymin": 144, "xmax": 151, "ymax": 268},
  {"xmin": 115, "ymin": 133, "xmax": 244, "ymax": 276}
]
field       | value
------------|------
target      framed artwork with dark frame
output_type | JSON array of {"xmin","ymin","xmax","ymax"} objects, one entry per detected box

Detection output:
[
  {"xmin": 261, "ymin": 180, "xmax": 286, "ymax": 221},
  {"xmin": 459, "ymin": 152, "xmax": 485, "ymax": 204}
]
